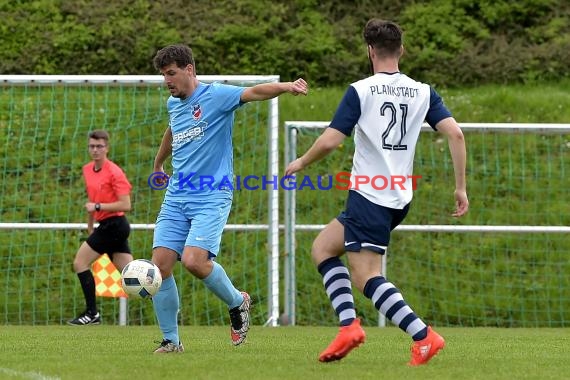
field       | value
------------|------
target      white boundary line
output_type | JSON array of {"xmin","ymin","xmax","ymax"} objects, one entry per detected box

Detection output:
[{"xmin": 0, "ymin": 368, "xmax": 61, "ymax": 380}]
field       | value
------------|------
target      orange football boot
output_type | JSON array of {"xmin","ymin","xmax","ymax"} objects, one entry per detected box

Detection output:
[
  {"xmin": 409, "ymin": 326, "xmax": 445, "ymax": 366},
  {"xmin": 318, "ymin": 318, "xmax": 366, "ymax": 362}
]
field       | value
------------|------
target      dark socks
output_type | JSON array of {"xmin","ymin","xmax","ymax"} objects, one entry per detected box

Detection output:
[{"xmin": 77, "ymin": 270, "xmax": 97, "ymax": 315}]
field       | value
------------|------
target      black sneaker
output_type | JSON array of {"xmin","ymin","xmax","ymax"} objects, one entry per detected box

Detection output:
[{"xmin": 67, "ymin": 311, "xmax": 101, "ymax": 326}]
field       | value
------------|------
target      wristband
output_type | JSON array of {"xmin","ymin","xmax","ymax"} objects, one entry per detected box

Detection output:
[{"xmin": 95, "ymin": 203, "xmax": 101, "ymax": 211}]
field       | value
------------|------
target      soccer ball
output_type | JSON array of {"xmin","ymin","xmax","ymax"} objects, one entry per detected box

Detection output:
[{"xmin": 121, "ymin": 259, "xmax": 162, "ymax": 299}]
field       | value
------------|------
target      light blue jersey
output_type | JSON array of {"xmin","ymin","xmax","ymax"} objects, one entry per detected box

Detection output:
[{"xmin": 165, "ymin": 81, "xmax": 246, "ymax": 198}]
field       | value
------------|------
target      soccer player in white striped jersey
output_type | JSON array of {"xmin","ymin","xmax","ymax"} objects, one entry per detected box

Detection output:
[{"xmin": 285, "ymin": 18, "xmax": 469, "ymax": 365}]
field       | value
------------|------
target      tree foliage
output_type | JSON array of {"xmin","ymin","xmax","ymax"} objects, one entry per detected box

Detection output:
[{"xmin": 0, "ymin": 0, "xmax": 568, "ymax": 86}]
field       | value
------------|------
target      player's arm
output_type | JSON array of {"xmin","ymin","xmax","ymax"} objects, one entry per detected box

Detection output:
[
  {"xmin": 240, "ymin": 78, "xmax": 308, "ymax": 103},
  {"xmin": 286, "ymin": 86, "xmax": 358, "ymax": 176},
  {"xmin": 102, "ymin": 193, "xmax": 131, "ymax": 212},
  {"xmin": 426, "ymin": 86, "xmax": 468, "ymax": 217},
  {"xmin": 154, "ymin": 126, "xmax": 172, "ymax": 172},
  {"xmin": 285, "ymin": 128, "xmax": 346, "ymax": 176},
  {"xmin": 87, "ymin": 212, "xmax": 94, "ymax": 235},
  {"xmin": 86, "ymin": 194, "xmax": 131, "ymax": 213},
  {"xmin": 436, "ymin": 117, "xmax": 469, "ymax": 217},
  {"xmin": 82, "ymin": 172, "xmax": 94, "ymax": 235}
]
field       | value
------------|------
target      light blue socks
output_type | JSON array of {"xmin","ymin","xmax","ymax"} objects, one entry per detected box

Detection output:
[
  {"xmin": 203, "ymin": 261, "xmax": 243, "ymax": 309},
  {"xmin": 152, "ymin": 275, "xmax": 180, "ymax": 343}
]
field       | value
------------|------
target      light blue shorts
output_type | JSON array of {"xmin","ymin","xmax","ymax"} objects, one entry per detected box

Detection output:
[{"xmin": 153, "ymin": 196, "xmax": 232, "ymax": 257}]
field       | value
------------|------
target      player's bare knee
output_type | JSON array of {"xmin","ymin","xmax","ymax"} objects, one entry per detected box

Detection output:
[
  {"xmin": 112, "ymin": 253, "xmax": 133, "ymax": 271},
  {"xmin": 311, "ymin": 241, "xmax": 329, "ymax": 265},
  {"xmin": 72, "ymin": 259, "xmax": 81, "ymax": 273},
  {"xmin": 349, "ymin": 272, "xmax": 367, "ymax": 293},
  {"xmin": 181, "ymin": 255, "xmax": 197, "ymax": 273},
  {"xmin": 72, "ymin": 256, "xmax": 88, "ymax": 273},
  {"xmin": 152, "ymin": 247, "xmax": 178, "ymax": 278},
  {"xmin": 310, "ymin": 240, "xmax": 320, "ymax": 257},
  {"xmin": 152, "ymin": 261, "xmax": 173, "ymax": 278},
  {"xmin": 181, "ymin": 255, "xmax": 210, "ymax": 278}
]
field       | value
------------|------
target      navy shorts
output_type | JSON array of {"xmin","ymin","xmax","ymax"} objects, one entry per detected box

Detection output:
[
  {"xmin": 87, "ymin": 215, "xmax": 131, "ymax": 256},
  {"xmin": 337, "ymin": 190, "xmax": 410, "ymax": 254}
]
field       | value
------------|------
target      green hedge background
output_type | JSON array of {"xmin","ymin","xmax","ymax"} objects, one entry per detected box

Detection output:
[{"xmin": 1, "ymin": 0, "xmax": 569, "ymax": 86}]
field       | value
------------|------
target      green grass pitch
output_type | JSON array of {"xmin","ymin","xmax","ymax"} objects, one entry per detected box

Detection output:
[{"xmin": 1, "ymin": 326, "xmax": 569, "ymax": 380}]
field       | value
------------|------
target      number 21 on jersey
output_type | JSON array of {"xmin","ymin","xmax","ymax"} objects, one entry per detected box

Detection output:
[{"xmin": 380, "ymin": 101, "xmax": 408, "ymax": 151}]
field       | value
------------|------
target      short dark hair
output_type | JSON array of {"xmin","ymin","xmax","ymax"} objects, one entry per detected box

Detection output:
[
  {"xmin": 153, "ymin": 44, "xmax": 195, "ymax": 71},
  {"xmin": 363, "ymin": 19, "xmax": 403, "ymax": 57},
  {"xmin": 88, "ymin": 129, "xmax": 109, "ymax": 142}
]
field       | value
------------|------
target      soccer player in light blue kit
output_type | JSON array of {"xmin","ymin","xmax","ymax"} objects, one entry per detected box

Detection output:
[{"xmin": 151, "ymin": 44, "xmax": 308, "ymax": 353}]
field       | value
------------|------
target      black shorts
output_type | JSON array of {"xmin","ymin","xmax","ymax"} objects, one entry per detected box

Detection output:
[
  {"xmin": 86, "ymin": 215, "xmax": 131, "ymax": 257},
  {"xmin": 337, "ymin": 190, "xmax": 410, "ymax": 254}
]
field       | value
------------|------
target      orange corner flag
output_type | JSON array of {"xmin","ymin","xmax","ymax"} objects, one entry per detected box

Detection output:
[{"xmin": 92, "ymin": 253, "xmax": 127, "ymax": 298}]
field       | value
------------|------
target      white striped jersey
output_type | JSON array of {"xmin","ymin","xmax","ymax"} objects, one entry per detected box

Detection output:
[{"xmin": 330, "ymin": 72, "xmax": 452, "ymax": 209}]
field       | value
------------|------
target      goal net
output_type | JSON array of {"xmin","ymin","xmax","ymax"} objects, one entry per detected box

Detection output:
[
  {"xmin": 284, "ymin": 121, "xmax": 570, "ymax": 327},
  {"xmin": 0, "ymin": 75, "xmax": 281, "ymax": 326}
]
